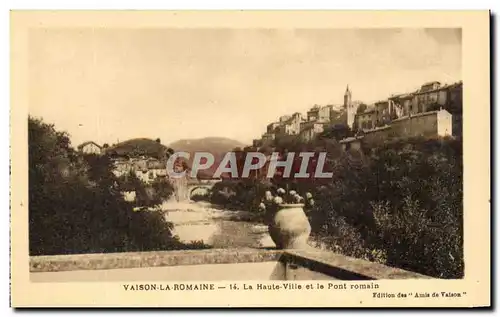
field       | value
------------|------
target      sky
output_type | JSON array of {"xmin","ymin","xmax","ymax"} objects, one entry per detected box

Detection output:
[{"xmin": 28, "ymin": 28, "xmax": 462, "ymax": 146}]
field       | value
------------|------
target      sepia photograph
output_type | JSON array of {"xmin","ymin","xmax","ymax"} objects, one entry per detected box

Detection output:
[{"xmin": 10, "ymin": 10, "xmax": 490, "ymax": 307}]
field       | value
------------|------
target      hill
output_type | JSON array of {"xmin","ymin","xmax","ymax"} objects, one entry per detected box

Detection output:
[
  {"xmin": 106, "ymin": 138, "xmax": 171, "ymax": 159},
  {"xmin": 168, "ymin": 137, "xmax": 247, "ymax": 179},
  {"xmin": 168, "ymin": 137, "xmax": 247, "ymax": 153}
]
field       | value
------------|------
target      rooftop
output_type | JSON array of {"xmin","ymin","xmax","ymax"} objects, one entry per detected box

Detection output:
[
  {"xmin": 358, "ymin": 108, "xmax": 376, "ymax": 115},
  {"xmin": 421, "ymin": 81, "xmax": 441, "ymax": 87},
  {"xmin": 362, "ymin": 125, "xmax": 392, "ymax": 134},
  {"xmin": 339, "ymin": 136, "xmax": 364, "ymax": 144},
  {"xmin": 77, "ymin": 141, "xmax": 102, "ymax": 149},
  {"xmin": 389, "ymin": 93, "xmax": 413, "ymax": 100}
]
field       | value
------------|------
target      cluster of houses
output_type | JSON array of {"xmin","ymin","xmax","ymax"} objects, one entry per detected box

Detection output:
[
  {"xmin": 76, "ymin": 142, "xmax": 169, "ymax": 184},
  {"xmin": 253, "ymin": 98, "xmax": 352, "ymax": 147},
  {"xmin": 110, "ymin": 156, "xmax": 168, "ymax": 183},
  {"xmin": 253, "ymin": 80, "xmax": 463, "ymax": 150}
]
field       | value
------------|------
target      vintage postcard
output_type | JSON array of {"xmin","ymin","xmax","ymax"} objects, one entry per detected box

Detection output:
[{"xmin": 10, "ymin": 10, "xmax": 490, "ymax": 307}]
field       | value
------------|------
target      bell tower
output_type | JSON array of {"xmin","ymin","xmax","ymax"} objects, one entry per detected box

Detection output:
[
  {"xmin": 344, "ymin": 85, "xmax": 356, "ymax": 129},
  {"xmin": 344, "ymin": 85, "xmax": 352, "ymax": 109}
]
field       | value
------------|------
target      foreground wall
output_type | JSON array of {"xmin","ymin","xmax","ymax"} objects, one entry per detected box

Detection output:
[{"xmin": 30, "ymin": 248, "xmax": 431, "ymax": 282}]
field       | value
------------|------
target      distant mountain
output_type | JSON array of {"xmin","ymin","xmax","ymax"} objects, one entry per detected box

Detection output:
[
  {"xmin": 168, "ymin": 137, "xmax": 247, "ymax": 179},
  {"xmin": 105, "ymin": 138, "xmax": 171, "ymax": 159},
  {"xmin": 169, "ymin": 137, "xmax": 247, "ymax": 153}
]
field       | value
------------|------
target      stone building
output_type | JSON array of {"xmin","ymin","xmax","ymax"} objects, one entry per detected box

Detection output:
[
  {"xmin": 390, "ymin": 109, "xmax": 453, "ymax": 138},
  {"xmin": 77, "ymin": 141, "xmax": 102, "ymax": 155},
  {"xmin": 266, "ymin": 122, "xmax": 280, "ymax": 134},
  {"xmin": 407, "ymin": 81, "xmax": 463, "ymax": 116},
  {"xmin": 420, "ymin": 81, "xmax": 441, "ymax": 92},
  {"xmin": 146, "ymin": 159, "xmax": 168, "ymax": 180},
  {"xmin": 329, "ymin": 105, "xmax": 347, "ymax": 126},
  {"xmin": 355, "ymin": 106, "xmax": 377, "ymax": 130},
  {"xmin": 307, "ymin": 105, "xmax": 331, "ymax": 122},
  {"xmin": 275, "ymin": 112, "xmax": 303, "ymax": 137},
  {"xmin": 374, "ymin": 100, "xmax": 393, "ymax": 126},
  {"xmin": 261, "ymin": 132, "xmax": 276, "ymax": 145},
  {"xmin": 348, "ymin": 109, "xmax": 453, "ymax": 150},
  {"xmin": 111, "ymin": 158, "xmax": 134, "ymax": 177},
  {"xmin": 412, "ymin": 81, "xmax": 446, "ymax": 113},
  {"xmin": 358, "ymin": 80, "xmax": 462, "ymax": 136},
  {"xmin": 388, "ymin": 93, "xmax": 414, "ymax": 117},
  {"xmin": 279, "ymin": 115, "xmax": 292, "ymax": 123},
  {"xmin": 299, "ymin": 120, "xmax": 328, "ymax": 142},
  {"xmin": 289, "ymin": 112, "xmax": 304, "ymax": 135}
]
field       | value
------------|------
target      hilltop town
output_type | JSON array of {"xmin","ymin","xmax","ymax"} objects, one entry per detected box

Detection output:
[
  {"xmin": 75, "ymin": 80, "xmax": 463, "ymax": 184},
  {"xmin": 252, "ymin": 80, "xmax": 463, "ymax": 150}
]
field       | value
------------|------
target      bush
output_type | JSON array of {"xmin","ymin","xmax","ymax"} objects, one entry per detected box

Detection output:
[
  {"xmin": 149, "ymin": 176, "xmax": 174, "ymax": 204},
  {"xmin": 190, "ymin": 193, "xmax": 210, "ymax": 202},
  {"xmin": 116, "ymin": 171, "xmax": 174, "ymax": 209},
  {"xmin": 308, "ymin": 136, "xmax": 463, "ymax": 278}
]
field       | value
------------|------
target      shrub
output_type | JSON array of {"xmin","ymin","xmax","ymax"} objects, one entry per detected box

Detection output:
[
  {"xmin": 190, "ymin": 193, "xmax": 210, "ymax": 202},
  {"xmin": 116, "ymin": 171, "xmax": 174, "ymax": 209}
]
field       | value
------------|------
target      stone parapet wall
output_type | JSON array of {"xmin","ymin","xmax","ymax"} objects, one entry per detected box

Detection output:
[
  {"xmin": 30, "ymin": 248, "xmax": 282, "ymax": 273},
  {"xmin": 30, "ymin": 248, "xmax": 431, "ymax": 281}
]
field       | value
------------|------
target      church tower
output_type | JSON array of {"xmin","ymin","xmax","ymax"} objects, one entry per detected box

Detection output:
[
  {"xmin": 344, "ymin": 85, "xmax": 352, "ymax": 109},
  {"xmin": 344, "ymin": 85, "xmax": 356, "ymax": 129}
]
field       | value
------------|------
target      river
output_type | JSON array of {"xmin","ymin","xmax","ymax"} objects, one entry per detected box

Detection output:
[{"xmin": 160, "ymin": 200, "xmax": 275, "ymax": 249}]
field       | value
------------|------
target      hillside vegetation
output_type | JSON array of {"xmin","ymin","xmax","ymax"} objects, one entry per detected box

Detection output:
[
  {"xmin": 106, "ymin": 138, "xmax": 172, "ymax": 159},
  {"xmin": 209, "ymin": 135, "xmax": 463, "ymax": 278}
]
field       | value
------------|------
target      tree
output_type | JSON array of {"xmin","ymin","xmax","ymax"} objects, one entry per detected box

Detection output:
[
  {"xmin": 308, "ymin": 136, "xmax": 463, "ymax": 278},
  {"xmin": 357, "ymin": 103, "xmax": 368, "ymax": 114},
  {"xmin": 155, "ymin": 138, "xmax": 161, "ymax": 143},
  {"xmin": 28, "ymin": 116, "xmax": 184, "ymax": 256},
  {"xmin": 321, "ymin": 124, "xmax": 352, "ymax": 141}
]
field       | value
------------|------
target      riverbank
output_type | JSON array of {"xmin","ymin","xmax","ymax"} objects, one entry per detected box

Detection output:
[{"xmin": 161, "ymin": 200, "xmax": 275, "ymax": 249}]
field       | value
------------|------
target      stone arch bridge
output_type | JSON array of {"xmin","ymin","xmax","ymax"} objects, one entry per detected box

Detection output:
[{"xmin": 186, "ymin": 179, "xmax": 222, "ymax": 200}]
